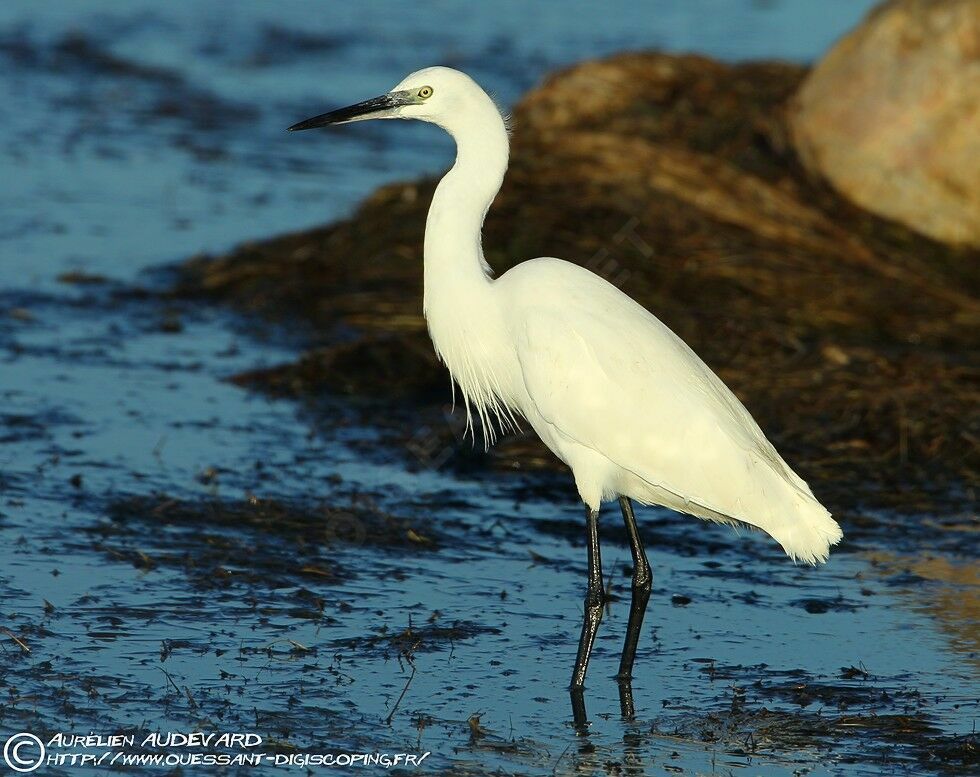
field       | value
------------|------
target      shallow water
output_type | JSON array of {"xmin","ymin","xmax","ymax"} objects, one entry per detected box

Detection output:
[{"xmin": 1, "ymin": 2, "xmax": 976, "ymax": 775}]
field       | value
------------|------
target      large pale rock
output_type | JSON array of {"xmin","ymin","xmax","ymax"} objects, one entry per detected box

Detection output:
[{"xmin": 789, "ymin": 0, "xmax": 980, "ymax": 247}]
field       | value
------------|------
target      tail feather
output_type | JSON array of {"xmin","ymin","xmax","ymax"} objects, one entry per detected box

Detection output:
[
  {"xmin": 632, "ymin": 453, "xmax": 843, "ymax": 565},
  {"xmin": 769, "ymin": 497, "xmax": 843, "ymax": 565},
  {"xmin": 739, "ymin": 455, "xmax": 843, "ymax": 565},
  {"xmin": 731, "ymin": 446, "xmax": 843, "ymax": 565}
]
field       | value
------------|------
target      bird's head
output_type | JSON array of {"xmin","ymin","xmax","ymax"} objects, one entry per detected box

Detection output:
[{"xmin": 288, "ymin": 66, "xmax": 500, "ymax": 136}]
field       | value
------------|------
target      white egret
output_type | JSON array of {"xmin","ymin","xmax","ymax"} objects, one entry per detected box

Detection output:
[{"xmin": 289, "ymin": 67, "xmax": 843, "ymax": 696}]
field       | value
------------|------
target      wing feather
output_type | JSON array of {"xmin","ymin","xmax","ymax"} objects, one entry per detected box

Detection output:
[{"xmin": 502, "ymin": 259, "xmax": 840, "ymax": 562}]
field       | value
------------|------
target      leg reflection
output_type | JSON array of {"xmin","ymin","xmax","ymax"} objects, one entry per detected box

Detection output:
[
  {"xmin": 617, "ymin": 675, "xmax": 636, "ymax": 719},
  {"xmin": 569, "ymin": 686, "xmax": 589, "ymax": 733}
]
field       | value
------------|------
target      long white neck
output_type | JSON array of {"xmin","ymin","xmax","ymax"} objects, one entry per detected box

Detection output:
[
  {"xmin": 422, "ymin": 96, "xmax": 515, "ymax": 440},
  {"xmin": 423, "ymin": 98, "xmax": 508, "ymax": 308}
]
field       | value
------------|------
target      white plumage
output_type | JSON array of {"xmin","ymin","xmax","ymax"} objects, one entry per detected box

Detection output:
[
  {"xmin": 289, "ymin": 64, "xmax": 844, "ymax": 693},
  {"xmin": 499, "ymin": 259, "xmax": 841, "ymax": 564},
  {"xmin": 291, "ymin": 65, "xmax": 843, "ymax": 564},
  {"xmin": 404, "ymin": 67, "xmax": 841, "ymax": 565}
]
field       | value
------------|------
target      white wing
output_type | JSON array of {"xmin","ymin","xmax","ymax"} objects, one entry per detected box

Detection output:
[{"xmin": 499, "ymin": 258, "xmax": 842, "ymax": 563}]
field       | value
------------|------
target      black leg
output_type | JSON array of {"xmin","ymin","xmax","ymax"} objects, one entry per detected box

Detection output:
[
  {"xmin": 570, "ymin": 507, "xmax": 604, "ymax": 690},
  {"xmin": 616, "ymin": 497, "xmax": 651, "ymax": 701}
]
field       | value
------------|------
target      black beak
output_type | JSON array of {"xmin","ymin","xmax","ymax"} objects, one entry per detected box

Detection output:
[{"xmin": 288, "ymin": 92, "xmax": 411, "ymax": 131}]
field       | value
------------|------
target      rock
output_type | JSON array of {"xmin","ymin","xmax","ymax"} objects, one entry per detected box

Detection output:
[{"xmin": 789, "ymin": 0, "xmax": 980, "ymax": 248}]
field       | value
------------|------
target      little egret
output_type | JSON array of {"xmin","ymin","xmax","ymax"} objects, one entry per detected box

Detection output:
[{"xmin": 289, "ymin": 67, "xmax": 843, "ymax": 703}]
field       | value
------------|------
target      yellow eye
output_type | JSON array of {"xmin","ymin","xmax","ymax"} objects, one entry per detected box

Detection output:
[{"xmin": 417, "ymin": 86, "xmax": 433, "ymax": 99}]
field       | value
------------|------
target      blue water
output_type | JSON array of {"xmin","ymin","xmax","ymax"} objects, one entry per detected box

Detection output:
[
  {"xmin": 3, "ymin": 2, "xmax": 977, "ymax": 776},
  {"xmin": 0, "ymin": 0, "xmax": 880, "ymax": 291}
]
